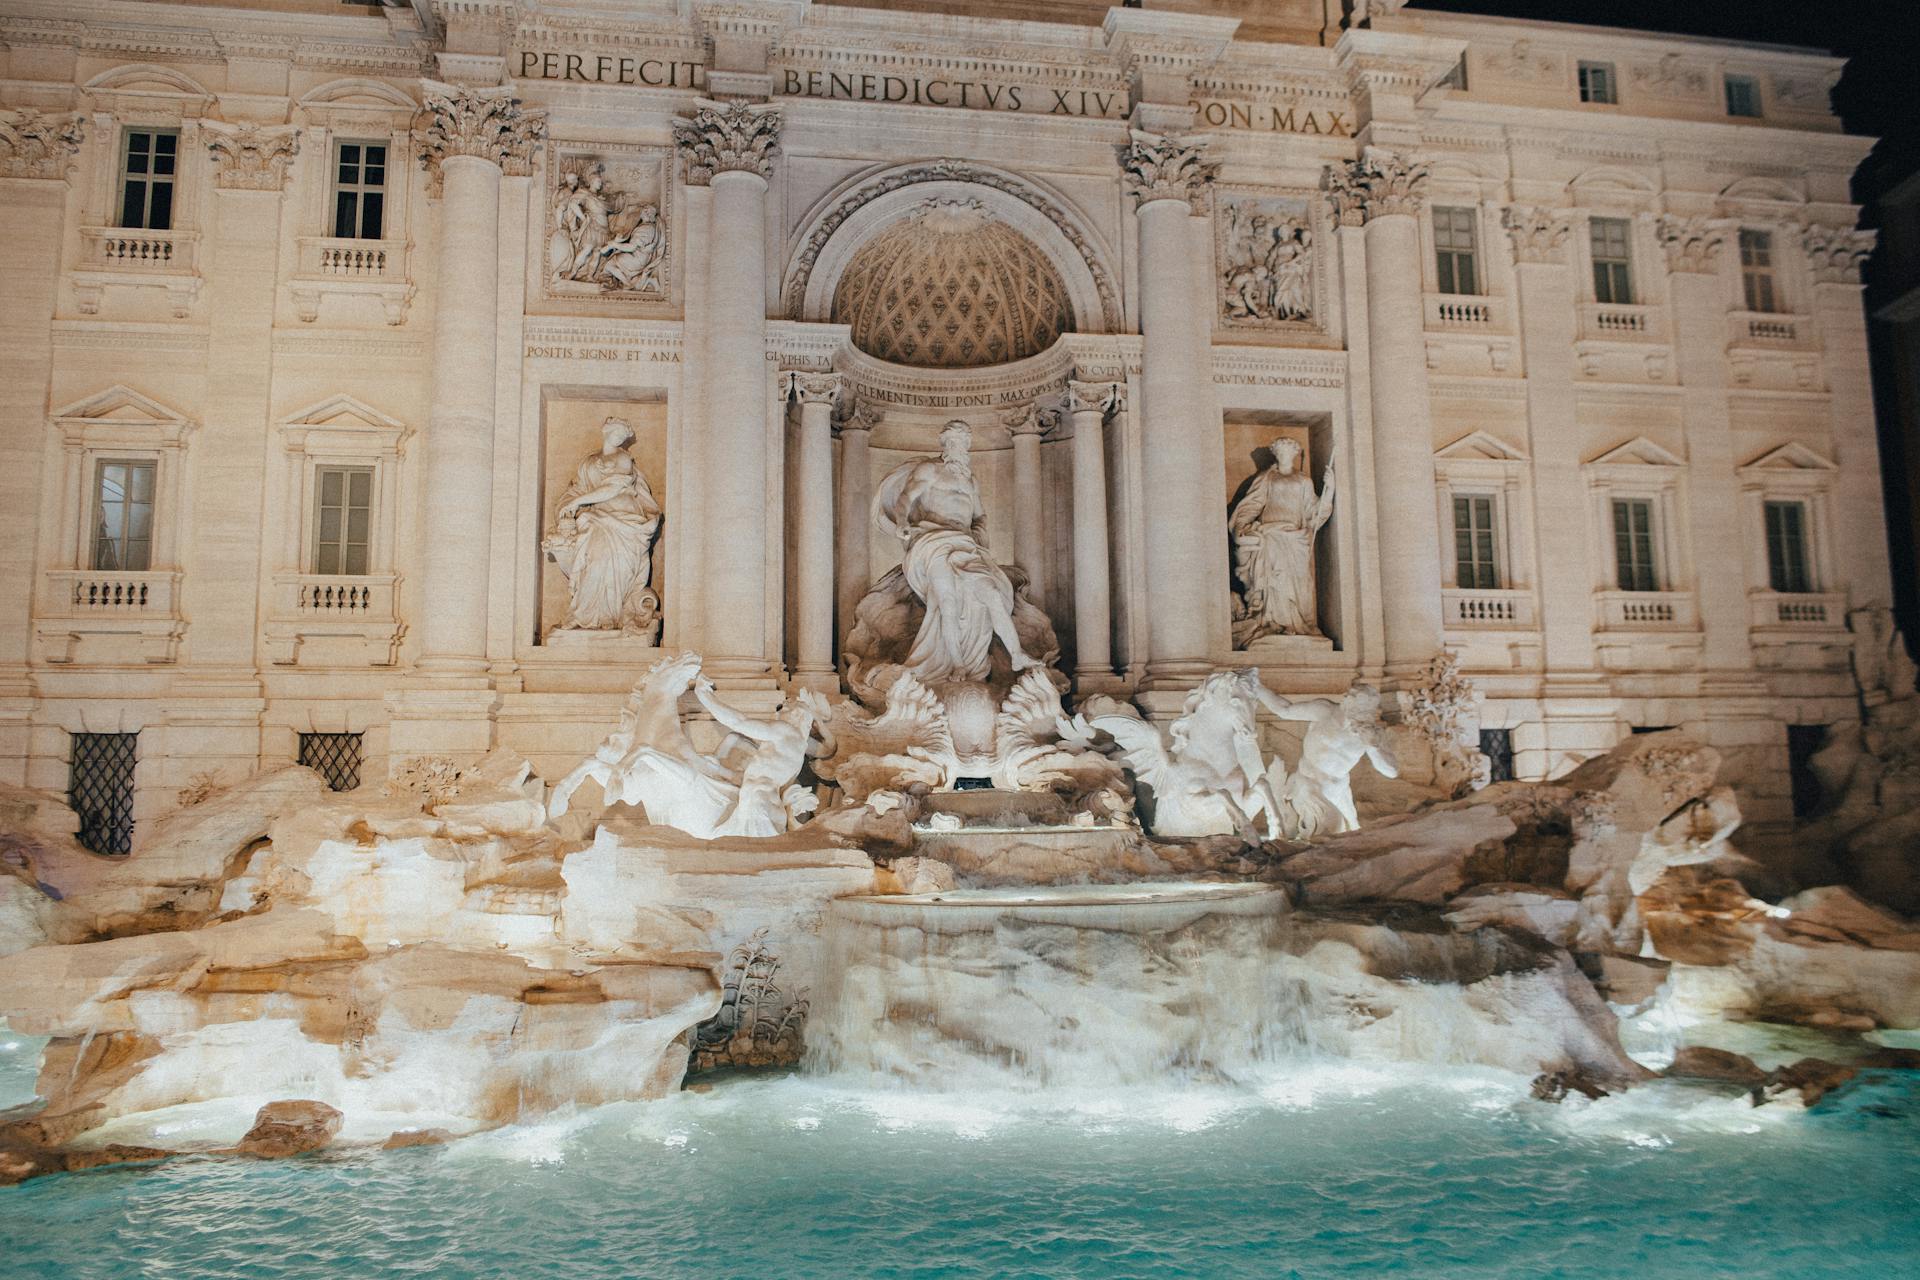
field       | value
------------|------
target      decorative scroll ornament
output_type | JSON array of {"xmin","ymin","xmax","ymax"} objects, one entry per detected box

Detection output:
[
  {"xmin": 1631, "ymin": 53, "xmax": 1710, "ymax": 98},
  {"xmin": 417, "ymin": 82, "xmax": 547, "ymax": 177},
  {"xmin": 202, "ymin": 121, "xmax": 299, "ymax": 191},
  {"xmin": 1502, "ymin": 205, "xmax": 1572, "ymax": 264},
  {"xmin": 0, "ymin": 108, "xmax": 85, "ymax": 180},
  {"xmin": 1065, "ymin": 379, "xmax": 1123, "ymax": 417},
  {"xmin": 1801, "ymin": 224, "xmax": 1875, "ymax": 286},
  {"xmin": 1323, "ymin": 147, "xmax": 1429, "ymax": 226},
  {"xmin": 673, "ymin": 101, "xmax": 781, "ymax": 186},
  {"xmin": 1656, "ymin": 215, "xmax": 1726, "ymax": 274},
  {"xmin": 1119, "ymin": 131, "xmax": 1216, "ymax": 207},
  {"xmin": 785, "ymin": 370, "xmax": 843, "ymax": 406}
]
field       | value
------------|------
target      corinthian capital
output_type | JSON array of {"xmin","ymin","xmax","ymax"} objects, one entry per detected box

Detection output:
[
  {"xmin": 674, "ymin": 101, "xmax": 781, "ymax": 186},
  {"xmin": 202, "ymin": 121, "xmax": 300, "ymax": 192},
  {"xmin": 1066, "ymin": 379, "xmax": 1124, "ymax": 416},
  {"xmin": 1119, "ymin": 131, "xmax": 1216, "ymax": 207},
  {"xmin": 785, "ymin": 370, "xmax": 843, "ymax": 406},
  {"xmin": 1801, "ymin": 223, "xmax": 1875, "ymax": 286},
  {"xmin": 1656, "ymin": 215, "xmax": 1726, "ymax": 274},
  {"xmin": 417, "ymin": 81, "xmax": 547, "ymax": 176},
  {"xmin": 1501, "ymin": 205, "xmax": 1572, "ymax": 264},
  {"xmin": 0, "ymin": 108, "xmax": 85, "ymax": 180},
  {"xmin": 1323, "ymin": 147, "xmax": 1429, "ymax": 226}
]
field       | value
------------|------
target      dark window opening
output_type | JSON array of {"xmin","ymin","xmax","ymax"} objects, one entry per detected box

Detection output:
[
  {"xmin": 1787, "ymin": 724, "xmax": 1827, "ymax": 820},
  {"xmin": 70, "ymin": 731, "xmax": 137, "ymax": 855},
  {"xmin": 1479, "ymin": 728, "xmax": 1515, "ymax": 783}
]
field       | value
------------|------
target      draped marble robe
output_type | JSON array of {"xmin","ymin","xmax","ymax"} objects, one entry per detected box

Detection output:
[
  {"xmin": 1231, "ymin": 445, "xmax": 1335, "ymax": 644},
  {"xmin": 544, "ymin": 424, "xmax": 661, "ymax": 633}
]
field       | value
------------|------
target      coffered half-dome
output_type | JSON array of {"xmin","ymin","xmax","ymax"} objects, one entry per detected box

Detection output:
[{"xmin": 831, "ymin": 200, "xmax": 1074, "ymax": 369}]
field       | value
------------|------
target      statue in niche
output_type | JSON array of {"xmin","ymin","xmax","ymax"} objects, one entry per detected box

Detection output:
[
  {"xmin": 549, "ymin": 652, "xmax": 819, "ymax": 838},
  {"xmin": 1230, "ymin": 438, "xmax": 1335, "ymax": 646},
  {"xmin": 548, "ymin": 160, "xmax": 665, "ymax": 294},
  {"xmin": 865, "ymin": 420, "xmax": 1039, "ymax": 686},
  {"xmin": 542, "ymin": 416, "xmax": 662, "ymax": 642},
  {"xmin": 1221, "ymin": 204, "xmax": 1314, "ymax": 324},
  {"xmin": 1243, "ymin": 678, "xmax": 1399, "ymax": 839}
]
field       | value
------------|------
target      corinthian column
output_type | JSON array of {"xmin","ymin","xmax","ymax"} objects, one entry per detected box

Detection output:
[
  {"xmin": 1121, "ymin": 132, "xmax": 1226, "ymax": 691},
  {"xmin": 0, "ymin": 109, "xmax": 84, "ymax": 781},
  {"xmin": 1067, "ymin": 379, "xmax": 1119, "ymax": 686},
  {"xmin": 786, "ymin": 371, "xmax": 840, "ymax": 692},
  {"xmin": 1326, "ymin": 148, "xmax": 1444, "ymax": 677},
  {"xmin": 676, "ymin": 101, "xmax": 781, "ymax": 686},
  {"xmin": 414, "ymin": 83, "xmax": 544, "ymax": 678},
  {"xmin": 835, "ymin": 402, "xmax": 877, "ymax": 654},
  {"xmin": 1004, "ymin": 403, "xmax": 1049, "ymax": 607}
]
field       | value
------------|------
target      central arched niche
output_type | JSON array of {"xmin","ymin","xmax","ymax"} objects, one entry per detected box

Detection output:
[{"xmin": 831, "ymin": 199, "xmax": 1074, "ymax": 369}]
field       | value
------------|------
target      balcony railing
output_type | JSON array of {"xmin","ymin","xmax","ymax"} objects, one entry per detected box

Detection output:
[
  {"xmin": 1748, "ymin": 591, "xmax": 1847, "ymax": 630},
  {"xmin": 279, "ymin": 573, "xmax": 396, "ymax": 619},
  {"xmin": 47, "ymin": 569, "xmax": 178, "ymax": 615},
  {"xmin": 79, "ymin": 227, "xmax": 198, "ymax": 274},
  {"xmin": 1597, "ymin": 590, "xmax": 1697, "ymax": 630},
  {"xmin": 1577, "ymin": 302, "xmax": 1664, "ymax": 343},
  {"xmin": 296, "ymin": 236, "xmax": 405, "ymax": 281},
  {"xmin": 1729, "ymin": 310, "xmax": 1813, "ymax": 349},
  {"xmin": 1423, "ymin": 294, "xmax": 1505, "ymax": 331},
  {"xmin": 1442, "ymin": 588, "xmax": 1536, "ymax": 628}
]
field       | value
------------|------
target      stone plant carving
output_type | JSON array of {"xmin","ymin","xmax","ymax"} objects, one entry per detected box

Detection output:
[
  {"xmin": 417, "ymin": 81, "xmax": 546, "ymax": 176},
  {"xmin": 1119, "ymin": 131, "xmax": 1216, "ymax": 205},
  {"xmin": 1324, "ymin": 148, "xmax": 1429, "ymax": 226},
  {"xmin": 690, "ymin": 928, "xmax": 810, "ymax": 1072},
  {"xmin": 547, "ymin": 158, "xmax": 667, "ymax": 295},
  {"xmin": 1657, "ymin": 215, "xmax": 1726, "ymax": 274},
  {"xmin": 673, "ymin": 100, "xmax": 781, "ymax": 184},
  {"xmin": 1405, "ymin": 650, "xmax": 1492, "ymax": 797},
  {"xmin": 1230, "ymin": 439, "xmax": 1334, "ymax": 644},
  {"xmin": 1220, "ymin": 198, "xmax": 1314, "ymax": 325},
  {"xmin": 1503, "ymin": 206, "xmax": 1572, "ymax": 264},
  {"xmin": 0, "ymin": 108, "xmax": 85, "ymax": 180},
  {"xmin": 202, "ymin": 121, "xmax": 299, "ymax": 191},
  {"xmin": 1802, "ymin": 224, "xmax": 1875, "ymax": 287},
  {"xmin": 542, "ymin": 416, "xmax": 662, "ymax": 640},
  {"xmin": 550, "ymin": 652, "xmax": 819, "ymax": 839}
]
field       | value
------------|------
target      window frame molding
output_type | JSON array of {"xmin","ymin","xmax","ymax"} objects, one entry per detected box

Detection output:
[
  {"xmin": 1582, "ymin": 436, "xmax": 1696, "ymax": 632},
  {"xmin": 1433, "ymin": 431, "xmax": 1539, "ymax": 631},
  {"xmin": 1736, "ymin": 442, "xmax": 1845, "ymax": 631},
  {"xmin": 289, "ymin": 85, "xmax": 418, "ymax": 326}
]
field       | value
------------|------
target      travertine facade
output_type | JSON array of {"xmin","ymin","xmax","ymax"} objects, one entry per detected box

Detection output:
[{"xmin": 0, "ymin": 0, "xmax": 1893, "ymax": 847}]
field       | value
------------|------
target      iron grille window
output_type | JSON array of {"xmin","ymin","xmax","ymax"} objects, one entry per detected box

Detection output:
[
  {"xmin": 70, "ymin": 732, "xmax": 137, "ymax": 855},
  {"xmin": 1433, "ymin": 205, "xmax": 1481, "ymax": 296},
  {"xmin": 1479, "ymin": 728, "xmax": 1514, "ymax": 783},
  {"xmin": 118, "ymin": 128, "xmax": 178, "ymax": 230},
  {"xmin": 1590, "ymin": 217, "xmax": 1634, "ymax": 304},
  {"xmin": 312, "ymin": 465, "xmax": 373, "ymax": 576},
  {"xmin": 92, "ymin": 460, "xmax": 156, "ymax": 572},
  {"xmin": 331, "ymin": 141, "xmax": 387, "ymax": 240},
  {"xmin": 1725, "ymin": 74, "xmax": 1762, "ymax": 118},
  {"xmin": 1612, "ymin": 498, "xmax": 1658, "ymax": 592},
  {"xmin": 299, "ymin": 732, "xmax": 363, "ymax": 792},
  {"xmin": 1453, "ymin": 495, "xmax": 1500, "ymax": 589},
  {"xmin": 1739, "ymin": 229, "xmax": 1778, "ymax": 313},
  {"xmin": 1764, "ymin": 500, "xmax": 1812, "ymax": 593},
  {"xmin": 1577, "ymin": 61, "xmax": 1617, "ymax": 105}
]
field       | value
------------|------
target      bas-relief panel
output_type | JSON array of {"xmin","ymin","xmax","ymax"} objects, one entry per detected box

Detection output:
[
  {"xmin": 543, "ymin": 145, "xmax": 672, "ymax": 306},
  {"xmin": 540, "ymin": 397, "xmax": 669, "ymax": 638},
  {"xmin": 1214, "ymin": 192, "xmax": 1324, "ymax": 336}
]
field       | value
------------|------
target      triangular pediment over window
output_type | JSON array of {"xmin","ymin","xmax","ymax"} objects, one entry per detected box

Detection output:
[
  {"xmin": 1435, "ymin": 430, "xmax": 1529, "ymax": 463},
  {"xmin": 53, "ymin": 385, "xmax": 195, "ymax": 446},
  {"xmin": 279, "ymin": 394, "xmax": 410, "ymax": 456},
  {"xmin": 1738, "ymin": 441, "xmax": 1836, "ymax": 474},
  {"xmin": 1586, "ymin": 436, "xmax": 1686, "ymax": 468}
]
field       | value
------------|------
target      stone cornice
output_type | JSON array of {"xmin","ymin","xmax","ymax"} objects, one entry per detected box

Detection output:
[
  {"xmin": 1323, "ymin": 147, "xmax": 1429, "ymax": 226},
  {"xmin": 202, "ymin": 119, "xmax": 298, "ymax": 191},
  {"xmin": 417, "ymin": 80, "xmax": 546, "ymax": 175},
  {"xmin": 0, "ymin": 106, "xmax": 84, "ymax": 180},
  {"xmin": 673, "ymin": 99, "xmax": 780, "ymax": 185}
]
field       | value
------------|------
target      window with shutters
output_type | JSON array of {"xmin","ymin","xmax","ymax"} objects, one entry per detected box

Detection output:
[
  {"xmin": 331, "ymin": 140, "xmax": 387, "ymax": 240},
  {"xmin": 70, "ymin": 732, "xmax": 138, "ymax": 856},
  {"xmin": 1433, "ymin": 205, "xmax": 1481, "ymax": 296},
  {"xmin": 1612, "ymin": 498, "xmax": 1659, "ymax": 592},
  {"xmin": 1739, "ymin": 229, "xmax": 1778, "ymax": 314},
  {"xmin": 1453, "ymin": 495, "xmax": 1500, "ymax": 589},
  {"xmin": 1590, "ymin": 217, "xmax": 1634, "ymax": 304},
  {"xmin": 311, "ymin": 465, "xmax": 374, "ymax": 576},
  {"xmin": 1764, "ymin": 500, "xmax": 1813, "ymax": 593},
  {"xmin": 1577, "ymin": 61, "xmax": 1617, "ymax": 105},
  {"xmin": 92, "ymin": 460, "xmax": 156, "ymax": 572},
  {"xmin": 118, "ymin": 128, "xmax": 179, "ymax": 230}
]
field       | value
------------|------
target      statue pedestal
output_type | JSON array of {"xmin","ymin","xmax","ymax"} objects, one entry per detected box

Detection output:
[
  {"xmin": 1239, "ymin": 633, "xmax": 1336, "ymax": 664},
  {"xmin": 910, "ymin": 788, "xmax": 1143, "ymax": 885},
  {"xmin": 541, "ymin": 629, "xmax": 662, "ymax": 659}
]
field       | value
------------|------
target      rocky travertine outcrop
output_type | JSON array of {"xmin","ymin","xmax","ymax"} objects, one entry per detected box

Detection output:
[{"xmin": 0, "ymin": 756, "xmax": 875, "ymax": 1167}]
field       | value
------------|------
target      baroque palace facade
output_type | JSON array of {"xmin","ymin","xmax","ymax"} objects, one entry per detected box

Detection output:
[{"xmin": 0, "ymin": 0, "xmax": 1893, "ymax": 851}]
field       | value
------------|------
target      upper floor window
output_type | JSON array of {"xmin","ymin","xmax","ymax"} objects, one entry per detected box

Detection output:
[
  {"xmin": 92, "ymin": 460, "xmax": 156, "ymax": 572},
  {"xmin": 1590, "ymin": 217, "xmax": 1635, "ymax": 305},
  {"xmin": 331, "ymin": 140, "xmax": 387, "ymax": 240},
  {"xmin": 1764, "ymin": 500, "xmax": 1812, "ymax": 593},
  {"xmin": 1612, "ymin": 498, "xmax": 1659, "ymax": 592},
  {"xmin": 1739, "ymin": 229, "xmax": 1778, "ymax": 313},
  {"xmin": 312, "ymin": 465, "xmax": 373, "ymax": 576},
  {"xmin": 1433, "ymin": 205, "xmax": 1481, "ymax": 296},
  {"xmin": 118, "ymin": 129, "xmax": 178, "ymax": 230},
  {"xmin": 1725, "ymin": 74, "xmax": 1762, "ymax": 118},
  {"xmin": 1453, "ymin": 495, "xmax": 1500, "ymax": 589},
  {"xmin": 1577, "ymin": 61, "xmax": 1617, "ymax": 105}
]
